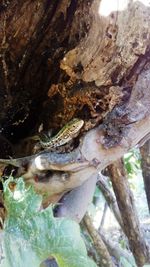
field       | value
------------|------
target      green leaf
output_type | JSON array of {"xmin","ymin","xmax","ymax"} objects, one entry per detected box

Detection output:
[
  {"xmin": 125, "ymin": 162, "xmax": 133, "ymax": 174},
  {"xmin": 124, "ymin": 149, "xmax": 141, "ymax": 178},
  {"xmin": 0, "ymin": 177, "xmax": 97, "ymax": 267}
]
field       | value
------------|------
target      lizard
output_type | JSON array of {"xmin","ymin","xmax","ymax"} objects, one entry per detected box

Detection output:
[
  {"xmin": 39, "ymin": 118, "xmax": 84, "ymax": 149},
  {"xmin": 0, "ymin": 118, "xmax": 84, "ymax": 167}
]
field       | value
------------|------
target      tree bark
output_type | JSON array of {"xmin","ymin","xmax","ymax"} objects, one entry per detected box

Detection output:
[
  {"xmin": 0, "ymin": 0, "xmax": 150, "ymax": 148},
  {"xmin": 0, "ymin": 2, "xmax": 150, "ymax": 266},
  {"xmin": 108, "ymin": 159, "xmax": 150, "ymax": 267},
  {"xmin": 83, "ymin": 212, "xmax": 115, "ymax": 267},
  {"xmin": 0, "ymin": 0, "xmax": 150, "ymax": 243},
  {"xmin": 140, "ymin": 139, "xmax": 150, "ymax": 213}
]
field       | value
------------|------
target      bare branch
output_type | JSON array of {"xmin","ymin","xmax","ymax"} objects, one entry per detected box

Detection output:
[
  {"xmin": 100, "ymin": 232, "xmax": 135, "ymax": 266},
  {"xmin": 0, "ymin": 115, "xmax": 150, "ymax": 207},
  {"xmin": 108, "ymin": 159, "xmax": 150, "ymax": 266},
  {"xmin": 84, "ymin": 212, "xmax": 115, "ymax": 267},
  {"xmin": 97, "ymin": 174, "xmax": 123, "ymax": 229},
  {"xmin": 55, "ymin": 174, "xmax": 97, "ymax": 222}
]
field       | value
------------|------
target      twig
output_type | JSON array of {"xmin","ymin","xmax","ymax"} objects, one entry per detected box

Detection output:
[
  {"xmin": 97, "ymin": 174, "xmax": 124, "ymax": 229},
  {"xmin": 99, "ymin": 202, "xmax": 108, "ymax": 231}
]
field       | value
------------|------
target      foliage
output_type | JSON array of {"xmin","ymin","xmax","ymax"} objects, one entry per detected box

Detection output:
[
  {"xmin": 124, "ymin": 149, "xmax": 141, "ymax": 178},
  {"xmin": 0, "ymin": 177, "xmax": 97, "ymax": 267},
  {"xmin": 119, "ymin": 256, "xmax": 136, "ymax": 267}
]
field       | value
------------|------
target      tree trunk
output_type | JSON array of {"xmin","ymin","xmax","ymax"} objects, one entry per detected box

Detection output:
[
  {"xmin": 0, "ymin": 0, "xmax": 150, "ymax": 236},
  {"xmin": 140, "ymin": 140, "xmax": 150, "ymax": 213},
  {"xmin": 0, "ymin": 0, "xmax": 150, "ymax": 147},
  {"xmin": 108, "ymin": 159, "xmax": 150, "ymax": 266}
]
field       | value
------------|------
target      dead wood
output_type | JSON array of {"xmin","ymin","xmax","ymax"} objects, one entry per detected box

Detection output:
[
  {"xmin": 0, "ymin": 0, "xmax": 149, "ymax": 144},
  {"xmin": 0, "ymin": 0, "xmax": 150, "ymax": 246},
  {"xmin": 0, "ymin": 114, "xmax": 150, "ymax": 208}
]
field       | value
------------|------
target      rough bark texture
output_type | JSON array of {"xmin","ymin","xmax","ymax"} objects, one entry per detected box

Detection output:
[
  {"xmin": 108, "ymin": 159, "xmax": 150, "ymax": 267},
  {"xmin": 0, "ymin": 1, "xmax": 150, "ymax": 266},
  {"xmin": 0, "ymin": 0, "xmax": 150, "ymax": 147},
  {"xmin": 0, "ymin": 0, "xmax": 150, "ymax": 249},
  {"xmin": 84, "ymin": 213, "xmax": 114, "ymax": 267},
  {"xmin": 1, "ymin": 115, "xmax": 150, "ymax": 209},
  {"xmin": 140, "ymin": 139, "xmax": 150, "ymax": 213}
]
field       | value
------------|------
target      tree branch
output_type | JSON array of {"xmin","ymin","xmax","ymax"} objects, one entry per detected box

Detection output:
[
  {"xmin": 0, "ymin": 115, "xmax": 150, "ymax": 206},
  {"xmin": 108, "ymin": 159, "xmax": 150, "ymax": 266},
  {"xmin": 83, "ymin": 212, "xmax": 115, "ymax": 267},
  {"xmin": 55, "ymin": 174, "xmax": 97, "ymax": 222},
  {"xmin": 97, "ymin": 174, "xmax": 123, "ymax": 229}
]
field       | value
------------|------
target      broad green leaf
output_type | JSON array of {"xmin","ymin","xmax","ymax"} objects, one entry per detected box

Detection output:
[{"xmin": 0, "ymin": 177, "xmax": 97, "ymax": 267}]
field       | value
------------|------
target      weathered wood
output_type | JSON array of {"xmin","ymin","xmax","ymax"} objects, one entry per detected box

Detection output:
[
  {"xmin": 0, "ymin": 0, "xmax": 149, "ymax": 147},
  {"xmin": 0, "ymin": 0, "xmax": 96, "ymax": 141},
  {"xmin": 1, "ymin": 114, "xmax": 150, "ymax": 207},
  {"xmin": 0, "ymin": 3, "xmax": 150, "ymax": 266},
  {"xmin": 0, "ymin": 1, "xmax": 150, "ymax": 250}
]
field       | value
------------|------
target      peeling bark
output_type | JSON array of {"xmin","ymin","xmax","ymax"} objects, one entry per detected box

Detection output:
[
  {"xmin": 0, "ymin": 114, "xmax": 150, "ymax": 207},
  {"xmin": 0, "ymin": 1, "xmax": 150, "ymax": 265},
  {"xmin": 0, "ymin": 0, "xmax": 149, "ymax": 144},
  {"xmin": 0, "ymin": 0, "xmax": 150, "ymax": 173}
]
